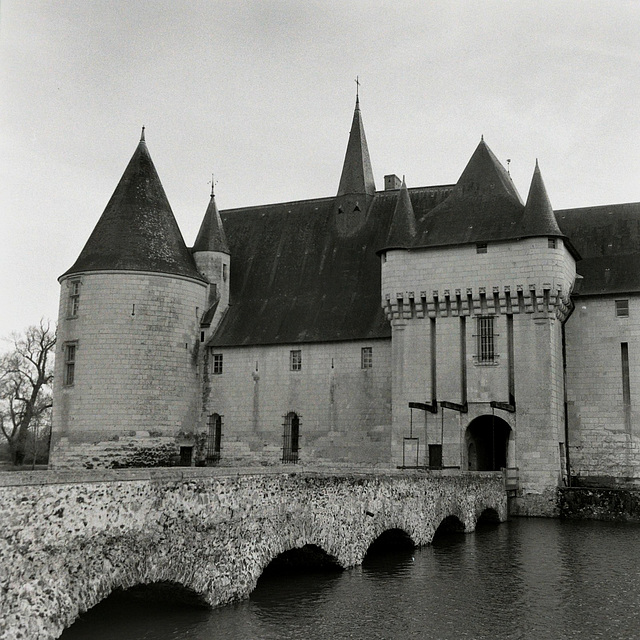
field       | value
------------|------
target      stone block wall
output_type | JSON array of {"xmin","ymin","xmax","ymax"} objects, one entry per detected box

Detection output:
[
  {"xmin": 202, "ymin": 340, "xmax": 392, "ymax": 466},
  {"xmin": 565, "ymin": 294, "xmax": 640, "ymax": 483},
  {"xmin": 51, "ymin": 271, "xmax": 208, "ymax": 468},
  {"xmin": 383, "ymin": 236, "xmax": 575, "ymax": 496}
]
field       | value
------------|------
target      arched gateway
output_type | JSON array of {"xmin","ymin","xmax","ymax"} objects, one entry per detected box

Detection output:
[{"xmin": 466, "ymin": 415, "xmax": 511, "ymax": 471}]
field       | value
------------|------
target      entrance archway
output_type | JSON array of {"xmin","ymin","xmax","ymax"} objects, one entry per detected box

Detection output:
[{"xmin": 465, "ymin": 415, "xmax": 511, "ymax": 471}]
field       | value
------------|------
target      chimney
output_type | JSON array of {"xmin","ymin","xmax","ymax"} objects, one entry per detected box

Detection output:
[{"xmin": 384, "ymin": 174, "xmax": 402, "ymax": 191}]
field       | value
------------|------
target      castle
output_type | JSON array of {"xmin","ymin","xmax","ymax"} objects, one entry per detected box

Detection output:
[{"xmin": 51, "ymin": 97, "xmax": 640, "ymax": 509}]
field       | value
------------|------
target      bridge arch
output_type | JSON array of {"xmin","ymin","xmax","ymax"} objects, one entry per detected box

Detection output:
[
  {"xmin": 364, "ymin": 527, "xmax": 415, "ymax": 558},
  {"xmin": 465, "ymin": 414, "xmax": 512, "ymax": 471}
]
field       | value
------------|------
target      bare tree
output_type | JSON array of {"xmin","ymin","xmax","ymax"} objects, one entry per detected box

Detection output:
[{"xmin": 0, "ymin": 320, "xmax": 56, "ymax": 465}]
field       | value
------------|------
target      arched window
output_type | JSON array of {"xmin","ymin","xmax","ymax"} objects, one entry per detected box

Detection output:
[
  {"xmin": 206, "ymin": 413, "xmax": 222, "ymax": 463},
  {"xmin": 282, "ymin": 412, "xmax": 300, "ymax": 463}
]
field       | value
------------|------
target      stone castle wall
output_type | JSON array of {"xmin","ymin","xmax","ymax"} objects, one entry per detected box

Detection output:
[
  {"xmin": 565, "ymin": 294, "xmax": 640, "ymax": 483},
  {"xmin": 202, "ymin": 340, "xmax": 392, "ymax": 465},
  {"xmin": 381, "ymin": 237, "xmax": 575, "ymax": 496},
  {"xmin": 0, "ymin": 468, "xmax": 506, "ymax": 640},
  {"xmin": 51, "ymin": 271, "xmax": 207, "ymax": 468}
]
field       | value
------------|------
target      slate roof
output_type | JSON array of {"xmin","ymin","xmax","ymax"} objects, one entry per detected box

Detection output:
[
  {"xmin": 384, "ymin": 179, "xmax": 417, "ymax": 249},
  {"xmin": 61, "ymin": 135, "xmax": 203, "ymax": 282},
  {"xmin": 193, "ymin": 190, "xmax": 230, "ymax": 254},
  {"xmin": 337, "ymin": 97, "xmax": 376, "ymax": 197},
  {"xmin": 211, "ymin": 187, "xmax": 452, "ymax": 346},
  {"xmin": 556, "ymin": 202, "xmax": 640, "ymax": 296}
]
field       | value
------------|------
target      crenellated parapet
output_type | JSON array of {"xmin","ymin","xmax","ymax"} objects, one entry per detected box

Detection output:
[{"xmin": 383, "ymin": 284, "xmax": 573, "ymax": 322}]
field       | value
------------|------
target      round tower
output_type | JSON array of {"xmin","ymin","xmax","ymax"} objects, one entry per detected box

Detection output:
[{"xmin": 51, "ymin": 129, "xmax": 208, "ymax": 468}]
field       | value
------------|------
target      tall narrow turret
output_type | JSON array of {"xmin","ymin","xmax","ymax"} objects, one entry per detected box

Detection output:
[{"xmin": 193, "ymin": 182, "xmax": 231, "ymax": 333}]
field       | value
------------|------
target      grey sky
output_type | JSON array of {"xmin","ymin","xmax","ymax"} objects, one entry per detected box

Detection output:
[{"xmin": 1, "ymin": 1, "xmax": 639, "ymax": 340}]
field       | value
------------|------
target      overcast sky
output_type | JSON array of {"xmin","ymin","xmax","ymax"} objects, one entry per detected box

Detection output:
[{"xmin": 1, "ymin": 1, "xmax": 639, "ymax": 341}]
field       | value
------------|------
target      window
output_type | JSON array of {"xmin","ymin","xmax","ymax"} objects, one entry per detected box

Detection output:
[
  {"xmin": 68, "ymin": 280, "xmax": 81, "ymax": 317},
  {"xmin": 615, "ymin": 299, "xmax": 629, "ymax": 318},
  {"xmin": 212, "ymin": 353, "xmax": 223, "ymax": 374},
  {"xmin": 476, "ymin": 243, "xmax": 487, "ymax": 254},
  {"xmin": 282, "ymin": 412, "xmax": 300, "ymax": 463},
  {"xmin": 290, "ymin": 350, "xmax": 302, "ymax": 371},
  {"xmin": 477, "ymin": 317, "xmax": 495, "ymax": 364},
  {"xmin": 64, "ymin": 343, "xmax": 76, "ymax": 385},
  {"xmin": 548, "ymin": 238, "xmax": 557, "ymax": 249},
  {"xmin": 222, "ymin": 264, "xmax": 228, "ymax": 282},
  {"xmin": 206, "ymin": 413, "xmax": 222, "ymax": 463},
  {"xmin": 361, "ymin": 346, "xmax": 373, "ymax": 369}
]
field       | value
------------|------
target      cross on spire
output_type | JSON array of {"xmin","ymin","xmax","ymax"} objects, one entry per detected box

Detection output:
[{"xmin": 355, "ymin": 75, "xmax": 360, "ymax": 99}]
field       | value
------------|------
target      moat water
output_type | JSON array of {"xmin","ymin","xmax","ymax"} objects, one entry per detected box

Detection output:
[{"xmin": 62, "ymin": 518, "xmax": 640, "ymax": 640}]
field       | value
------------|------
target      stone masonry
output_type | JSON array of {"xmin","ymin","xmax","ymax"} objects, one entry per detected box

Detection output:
[{"xmin": 0, "ymin": 468, "xmax": 506, "ymax": 640}]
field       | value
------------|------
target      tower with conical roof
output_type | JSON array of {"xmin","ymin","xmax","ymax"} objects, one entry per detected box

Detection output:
[
  {"xmin": 192, "ymin": 181, "xmax": 231, "ymax": 338},
  {"xmin": 334, "ymin": 94, "xmax": 376, "ymax": 235},
  {"xmin": 50, "ymin": 130, "xmax": 208, "ymax": 468}
]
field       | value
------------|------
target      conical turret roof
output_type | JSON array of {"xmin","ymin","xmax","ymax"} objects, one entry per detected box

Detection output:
[
  {"xmin": 336, "ymin": 97, "xmax": 376, "ymax": 197},
  {"xmin": 456, "ymin": 138, "xmax": 522, "ymax": 204},
  {"xmin": 383, "ymin": 178, "xmax": 416, "ymax": 249},
  {"xmin": 520, "ymin": 161, "xmax": 564, "ymax": 238},
  {"xmin": 193, "ymin": 186, "xmax": 230, "ymax": 254},
  {"xmin": 61, "ymin": 132, "xmax": 202, "ymax": 281},
  {"xmin": 411, "ymin": 139, "xmax": 525, "ymax": 248}
]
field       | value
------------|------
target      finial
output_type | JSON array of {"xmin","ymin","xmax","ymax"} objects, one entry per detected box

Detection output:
[
  {"xmin": 506, "ymin": 158, "xmax": 511, "ymax": 175},
  {"xmin": 209, "ymin": 173, "xmax": 219, "ymax": 197},
  {"xmin": 355, "ymin": 75, "xmax": 360, "ymax": 106},
  {"xmin": 140, "ymin": 126, "xmax": 145, "ymax": 142},
  {"xmin": 481, "ymin": 134, "xmax": 484, "ymax": 142}
]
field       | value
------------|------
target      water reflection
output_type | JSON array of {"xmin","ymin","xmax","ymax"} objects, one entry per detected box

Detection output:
[{"xmin": 61, "ymin": 519, "xmax": 640, "ymax": 640}]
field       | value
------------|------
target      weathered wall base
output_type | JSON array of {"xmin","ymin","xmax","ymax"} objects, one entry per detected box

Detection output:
[
  {"xmin": 558, "ymin": 487, "xmax": 640, "ymax": 521},
  {"xmin": 0, "ymin": 468, "xmax": 506, "ymax": 640}
]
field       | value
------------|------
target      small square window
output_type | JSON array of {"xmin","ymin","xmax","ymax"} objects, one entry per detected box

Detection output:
[
  {"xmin": 361, "ymin": 347, "xmax": 373, "ymax": 369},
  {"xmin": 290, "ymin": 350, "xmax": 302, "ymax": 371},
  {"xmin": 64, "ymin": 343, "xmax": 76, "ymax": 385},
  {"xmin": 476, "ymin": 243, "xmax": 487, "ymax": 254},
  {"xmin": 548, "ymin": 238, "xmax": 557, "ymax": 249},
  {"xmin": 615, "ymin": 300, "xmax": 629, "ymax": 318},
  {"xmin": 212, "ymin": 353, "xmax": 223, "ymax": 374}
]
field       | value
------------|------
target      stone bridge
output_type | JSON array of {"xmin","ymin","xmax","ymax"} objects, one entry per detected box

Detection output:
[{"xmin": 0, "ymin": 467, "xmax": 507, "ymax": 639}]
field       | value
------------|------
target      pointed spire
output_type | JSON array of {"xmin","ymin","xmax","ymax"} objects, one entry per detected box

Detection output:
[
  {"xmin": 337, "ymin": 95, "xmax": 376, "ymax": 198},
  {"xmin": 456, "ymin": 138, "xmax": 523, "ymax": 204},
  {"xmin": 193, "ymin": 182, "xmax": 230, "ymax": 254},
  {"xmin": 61, "ymin": 135, "xmax": 202, "ymax": 281},
  {"xmin": 384, "ymin": 178, "xmax": 416, "ymax": 249},
  {"xmin": 519, "ymin": 160, "xmax": 563, "ymax": 238}
]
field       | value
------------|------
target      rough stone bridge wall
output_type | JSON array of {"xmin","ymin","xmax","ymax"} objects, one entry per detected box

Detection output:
[{"xmin": 0, "ymin": 467, "xmax": 506, "ymax": 640}]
